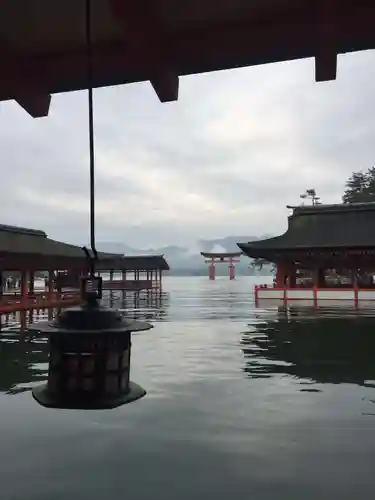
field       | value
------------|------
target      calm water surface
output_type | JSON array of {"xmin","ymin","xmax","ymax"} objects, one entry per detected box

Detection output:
[{"xmin": 1, "ymin": 276, "xmax": 375, "ymax": 499}]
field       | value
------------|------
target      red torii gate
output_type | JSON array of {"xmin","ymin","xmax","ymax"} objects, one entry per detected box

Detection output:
[{"xmin": 201, "ymin": 252, "xmax": 243, "ymax": 281}]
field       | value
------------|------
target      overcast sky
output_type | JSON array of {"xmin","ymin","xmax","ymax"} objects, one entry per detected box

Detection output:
[{"xmin": 1, "ymin": 50, "xmax": 375, "ymax": 249}]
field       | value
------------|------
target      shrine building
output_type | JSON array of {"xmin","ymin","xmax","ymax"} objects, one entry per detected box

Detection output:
[{"xmin": 238, "ymin": 202, "xmax": 375, "ymax": 305}]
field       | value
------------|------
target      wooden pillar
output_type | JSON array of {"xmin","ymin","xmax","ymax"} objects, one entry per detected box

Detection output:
[
  {"xmin": 209, "ymin": 259, "xmax": 215, "ymax": 280},
  {"xmin": 313, "ymin": 268, "xmax": 325, "ymax": 288},
  {"xmin": 288, "ymin": 266, "xmax": 296, "ymax": 288},
  {"xmin": 275, "ymin": 263, "xmax": 286, "ymax": 287},
  {"xmin": 155, "ymin": 269, "xmax": 161, "ymax": 290},
  {"xmin": 121, "ymin": 269, "xmax": 125, "ymax": 300},
  {"xmin": 54, "ymin": 271, "xmax": 61, "ymax": 319},
  {"xmin": 313, "ymin": 268, "xmax": 318, "ymax": 288},
  {"xmin": 108, "ymin": 269, "xmax": 114, "ymax": 305},
  {"xmin": 20, "ymin": 270, "xmax": 28, "ymax": 306},
  {"xmin": 55, "ymin": 270, "xmax": 62, "ymax": 293},
  {"xmin": 46, "ymin": 270, "xmax": 54, "ymax": 320},
  {"xmin": 351, "ymin": 268, "xmax": 359, "ymax": 289},
  {"xmin": 352, "ymin": 267, "xmax": 359, "ymax": 307},
  {"xmin": 20, "ymin": 311, "xmax": 27, "ymax": 331},
  {"xmin": 47, "ymin": 270, "xmax": 54, "ymax": 297},
  {"xmin": 29, "ymin": 271, "xmax": 35, "ymax": 295},
  {"xmin": 228, "ymin": 258, "xmax": 235, "ymax": 280}
]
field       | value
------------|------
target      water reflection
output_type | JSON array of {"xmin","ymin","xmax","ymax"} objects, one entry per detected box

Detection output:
[
  {"xmin": 243, "ymin": 305, "xmax": 375, "ymax": 386},
  {"xmin": 105, "ymin": 290, "xmax": 170, "ymax": 322},
  {"xmin": 0, "ymin": 291, "xmax": 169, "ymax": 396},
  {"xmin": 0, "ymin": 332, "xmax": 48, "ymax": 395},
  {"xmin": 3, "ymin": 278, "xmax": 375, "ymax": 500}
]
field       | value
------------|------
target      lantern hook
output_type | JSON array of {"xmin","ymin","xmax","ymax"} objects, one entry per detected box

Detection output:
[{"xmin": 82, "ymin": 245, "xmax": 98, "ymax": 276}]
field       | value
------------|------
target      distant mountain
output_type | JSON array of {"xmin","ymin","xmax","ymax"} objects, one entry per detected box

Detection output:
[
  {"xmin": 199, "ymin": 236, "xmax": 257, "ymax": 253},
  {"xmin": 97, "ymin": 235, "xmax": 274, "ymax": 275}
]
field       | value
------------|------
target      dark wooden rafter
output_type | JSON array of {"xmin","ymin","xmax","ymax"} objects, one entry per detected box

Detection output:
[
  {"xmin": 0, "ymin": 46, "xmax": 51, "ymax": 118},
  {"xmin": 0, "ymin": 254, "xmax": 88, "ymax": 272},
  {"xmin": 315, "ymin": 0, "xmax": 338, "ymax": 82},
  {"xmin": 1, "ymin": 1, "xmax": 374, "ymax": 113},
  {"xmin": 268, "ymin": 249, "xmax": 375, "ymax": 267},
  {"xmin": 109, "ymin": 0, "xmax": 179, "ymax": 102},
  {"xmin": 16, "ymin": 92, "xmax": 51, "ymax": 119}
]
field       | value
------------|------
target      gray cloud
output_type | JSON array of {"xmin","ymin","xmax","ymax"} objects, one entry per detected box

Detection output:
[{"xmin": 1, "ymin": 50, "xmax": 375, "ymax": 248}]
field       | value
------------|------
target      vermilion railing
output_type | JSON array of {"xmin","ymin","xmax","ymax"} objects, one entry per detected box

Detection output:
[{"xmin": 0, "ymin": 292, "xmax": 82, "ymax": 313}]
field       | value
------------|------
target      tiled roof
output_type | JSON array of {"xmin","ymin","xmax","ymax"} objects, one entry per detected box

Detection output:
[
  {"xmin": 96, "ymin": 255, "xmax": 170, "ymax": 271},
  {"xmin": 238, "ymin": 202, "xmax": 375, "ymax": 258},
  {"xmin": 0, "ymin": 224, "xmax": 119, "ymax": 260},
  {"xmin": 0, "ymin": 224, "xmax": 169, "ymax": 270}
]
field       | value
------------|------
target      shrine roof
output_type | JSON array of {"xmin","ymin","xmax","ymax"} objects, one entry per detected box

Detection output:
[
  {"xmin": 2, "ymin": 0, "xmax": 375, "ymax": 117},
  {"xmin": 0, "ymin": 224, "xmax": 169, "ymax": 270},
  {"xmin": 238, "ymin": 202, "xmax": 375, "ymax": 257},
  {"xmin": 0, "ymin": 223, "xmax": 119, "ymax": 260},
  {"xmin": 96, "ymin": 255, "xmax": 170, "ymax": 271}
]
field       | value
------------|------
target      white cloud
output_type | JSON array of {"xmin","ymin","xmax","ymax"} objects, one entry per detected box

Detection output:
[{"xmin": 1, "ymin": 50, "xmax": 375, "ymax": 247}]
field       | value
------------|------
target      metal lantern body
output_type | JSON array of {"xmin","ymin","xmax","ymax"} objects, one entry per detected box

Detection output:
[{"xmin": 29, "ymin": 300, "xmax": 152, "ymax": 410}]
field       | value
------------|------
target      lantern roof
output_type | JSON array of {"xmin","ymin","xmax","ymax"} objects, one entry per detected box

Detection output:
[
  {"xmin": 30, "ymin": 303, "xmax": 153, "ymax": 334},
  {"xmin": 2, "ymin": 0, "xmax": 374, "ymax": 117},
  {"xmin": 238, "ymin": 202, "xmax": 375, "ymax": 258}
]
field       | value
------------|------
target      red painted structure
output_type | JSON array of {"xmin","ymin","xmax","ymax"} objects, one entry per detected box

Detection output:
[
  {"xmin": 0, "ymin": 224, "xmax": 169, "ymax": 315},
  {"xmin": 238, "ymin": 203, "xmax": 375, "ymax": 304},
  {"xmin": 96, "ymin": 255, "xmax": 168, "ymax": 291},
  {"xmin": 200, "ymin": 252, "xmax": 242, "ymax": 280},
  {"xmin": 1, "ymin": 1, "xmax": 375, "ymax": 118}
]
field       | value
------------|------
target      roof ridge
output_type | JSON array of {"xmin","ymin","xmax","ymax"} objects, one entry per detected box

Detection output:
[{"xmin": 0, "ymin": 224, "xmax": 46, "ymax": 237}]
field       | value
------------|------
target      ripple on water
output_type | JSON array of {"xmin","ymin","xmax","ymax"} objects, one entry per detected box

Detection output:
[{"xmin": 0, "ymin": 276, "xmax": 375, "ymax": 499}]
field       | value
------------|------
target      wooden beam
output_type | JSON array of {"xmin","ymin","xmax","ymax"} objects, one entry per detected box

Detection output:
[
  {"xmin": 0, "ymin": 254, "xmax": 87, "ymax": 271},
  {"xmin": 315, "ymin": 53, "xmax": 337, "ymax": 82},
  {"xmin": 109, "ymin": 0, "xmax": 179, "ymax": 102},
  {"xmin": 0, "ymin": 5, "xmax": 374, "ymax": 102},
  {"xmin": 315, "ymin": 0, "xmax": 338, "ymax": 82},
  {"xmin": 0, "ymin": 45, "xmax": 51, "ymax": 117},
  {"xmin": 150, "ymin": 69, "xmax": 179, "ymax": 103},
  {"xmin": 16, "ymin": 92, "xmax": 51, "ymax": 118}
]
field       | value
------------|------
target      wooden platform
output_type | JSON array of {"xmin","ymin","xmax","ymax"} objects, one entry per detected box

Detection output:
[
  {"xmin": 0, "ymin": 292, "xmax": 82, "ymax": 313},
  {"xmin": 102, "ymin": 280, "xmax": 159, "ymax": 291},
  {"xmin": 254, "ymin": 285, "xmax": 375, "ymax": 305},
  {"xmin": 0, "ymin": 281, "xmax": 162, "ymax": 313}
]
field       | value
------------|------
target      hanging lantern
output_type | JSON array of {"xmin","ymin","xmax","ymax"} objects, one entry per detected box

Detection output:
[
  {"xmin": 26, "ymin": 1, "xmax": 154, "ymax": 411},
  {"xmin": 28, "ymin": 276, "xmax": 152, "ymax": 409}
]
